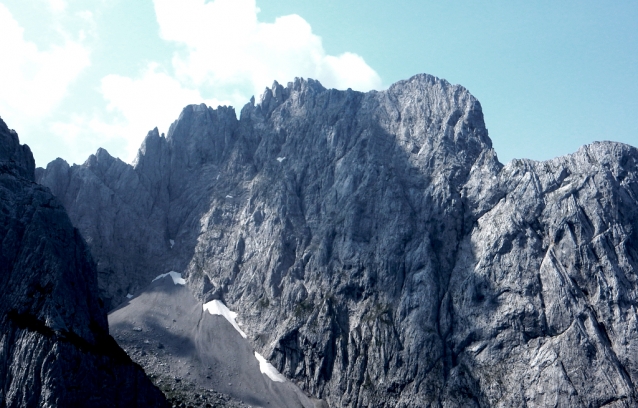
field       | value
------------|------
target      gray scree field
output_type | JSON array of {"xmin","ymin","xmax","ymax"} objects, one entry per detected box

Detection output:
[{"xmin": 109, "ymin": 273, "xmax": 324, "ymax": 407}]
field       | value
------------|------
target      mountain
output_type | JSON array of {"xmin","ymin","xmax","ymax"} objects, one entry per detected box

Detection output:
[
  {"xmin": 0, "ymin": 117, "xmax": 168, "ymax": 407},
  {"xmin": 38, "ymin": 74, "xmax": 638, "ymax": 407}
]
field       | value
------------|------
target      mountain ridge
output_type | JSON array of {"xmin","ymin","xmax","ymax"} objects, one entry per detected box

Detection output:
[{"xmin": 37, "ymin": 73, "xmax": 638, "ymax": 407}]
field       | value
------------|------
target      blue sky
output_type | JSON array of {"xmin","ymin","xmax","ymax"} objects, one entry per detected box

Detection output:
[{"xmin": 1, "ymin": 0, "xmax": 636, "ymax": 167}]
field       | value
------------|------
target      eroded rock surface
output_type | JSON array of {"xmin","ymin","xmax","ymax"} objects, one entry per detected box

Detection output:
[
  {"xmin": 448, "ymin": 142, "xmax": 638, "ymax": 407},
  {"xmin": 39, "ymin": 74, "xmax": 638, "ymax": 406},
  {"xmin": 0, "ymin": 117, "xmax": 168, "ymax": 407}
]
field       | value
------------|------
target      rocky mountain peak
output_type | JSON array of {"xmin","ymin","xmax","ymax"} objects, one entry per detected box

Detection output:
[
  {"xmin": 167, "ymin": 103, "xmax": 238, "ymax": 142},
  {"xmin": 249, "ymin": 78, "xmax": 328, "ymax": 119},
  {"xmin": 83, "ymin": 147, "xmax": 119, "ymax": 177},
  {"xmin": 36, "ymin": 74, "xmax": 638, "ymax": 407},
  {"xmin": 257, "ymin": 80, "xmax": 290, "ymax": 115},
  {"xmin": 0, "ymin": 116, "xmax": 35, "ymax": 181},
  {"xmin": 570, "ymin": 140, "xmax": 638, "ymax": 172}
]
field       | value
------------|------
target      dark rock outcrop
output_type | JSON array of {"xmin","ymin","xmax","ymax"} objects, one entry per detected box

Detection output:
[
  {"xmin": 38, "ymin": 74, "xmax": 638, "ymax": 407},
  {"xmin": 0, "ymin": 117, "xmax": 168, "ymax": 407}
]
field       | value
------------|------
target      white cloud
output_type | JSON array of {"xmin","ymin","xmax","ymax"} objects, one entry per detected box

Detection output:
[
  {"xmin": 322, "ymin": 52, "xmax": 383, "ymax": 91},
  {"xmin": 51, "ymin": 63, "xmax": 226, "ymax": 163},
  {"xmin": 57, "ymin": 0, "xmax": 382, "ymax": 165},
  {"xmin": 153, "ymin": 0, "xmax": 382, "ymax": 107},
  {"xmin": 45, "ymin": 0, "xmax": 67, "ymax": 13},
  {"xmin": 75, "ymin": 10, "xmax": 96, "ymax": 41},
  {"xmin": 0, "ymin": 4, "xmax": 90, "ymax": 131},
  {"xmin": 16, "ymin": 0, "xmax": 382, "ymax": 166},
  {"xmin": 100, "ymin": 63, "xmax": 226, "ymax": 156},
  {"xmin": 102, "ymin": 63, "xmax": 218, "ymax": 128}
]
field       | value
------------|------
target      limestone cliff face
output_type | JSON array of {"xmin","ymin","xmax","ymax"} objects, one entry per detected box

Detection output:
[
  {"xmin": 0, "ymin": 117, "xmax": 168, "ymax": 407},
  {"xmin": 447, "ymin": 142, "xmax": 638, "ymax": 407},
  {"xmin": 39, "ymin": 74, "xmax": 638, "ymax": 407}
]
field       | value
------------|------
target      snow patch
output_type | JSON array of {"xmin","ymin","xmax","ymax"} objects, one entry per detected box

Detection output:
[
  {"xmin": 255, "ymin": 352, "xmax": 287, "ymax": 382},
  {"xmin": 152, "ymin": 271, "xmax": 186, "ymax": 285},
  {"xmin": 169, "ymin": 239, "xmax": 175, "ymax": 248},
  {"xmin": 126, "ymin": 293, "xmax": 134, "ymax": 299},
  {"xmin": 202, "ymin": 300, "xmax": 247, "ymax": 338},
  {"xmin": 276, "ymin": 157, "xmax": 286, "ymax": 162}
]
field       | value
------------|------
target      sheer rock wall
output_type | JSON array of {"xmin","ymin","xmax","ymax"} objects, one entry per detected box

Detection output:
[{"xmin": 39, "ymin": 74, "xmax": 638, "ymax": 407}]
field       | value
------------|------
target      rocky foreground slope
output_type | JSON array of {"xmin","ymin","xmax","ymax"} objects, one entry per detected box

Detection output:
[
  {"xmin": 0, "ymin": 118, "xmax": 168, "ymax": 407},
  {"xmin": 39, "ymin": 74, "xmax": 638, "ymax": 407},
  {"xmin": 109, "ymin": 272, "xmax": 323, "ymax": 407}
]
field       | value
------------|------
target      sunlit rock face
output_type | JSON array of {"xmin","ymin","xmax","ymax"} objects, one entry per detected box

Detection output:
[
  {"xmin": 39, "ymin": 74, "xmax": 638, "ymax": 407},
  {"xmin": 0, "ymin": 117, "xmax": 168, "ymax": 407}
]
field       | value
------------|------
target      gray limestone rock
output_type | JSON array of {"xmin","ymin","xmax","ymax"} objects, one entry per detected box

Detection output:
[
  {"xmin": 38, "ymin": 145, "xmax": 176, "ymax": 311},
  {"xmin": 38, "ymin": 74, "xmax": 638, "ymax": 407},
  {"xmin": 0, "ymin": 117, "xmax": 168, "ymax": 407},
  {"xmin": 450, "ymin": 142, "xmax": 638, "ymax": 407}
]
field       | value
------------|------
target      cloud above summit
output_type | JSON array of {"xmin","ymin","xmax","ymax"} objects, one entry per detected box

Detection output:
[
  {"xmin": 1, "ymin": 0, "xmax": 381, "ymax": 166},
  {"xmin": 153, "ymin": 0, "xmax": 382, "ymax": 102},
  {"xmin": 0, "ymin": 4, "xmax": 90, "ymax": 135},
  {"xmin": 87, "ymin": 0, "xmax": 382, "ymax": 163}
]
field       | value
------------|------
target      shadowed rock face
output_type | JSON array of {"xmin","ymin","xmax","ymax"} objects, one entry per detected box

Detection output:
[
  {"xmin": 39, "ymin": 74, "xmax": 638, "ymax": 407},
  {"xmin": 0, "ymin": 117, "xmax": 168, "ymax": 407}
]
